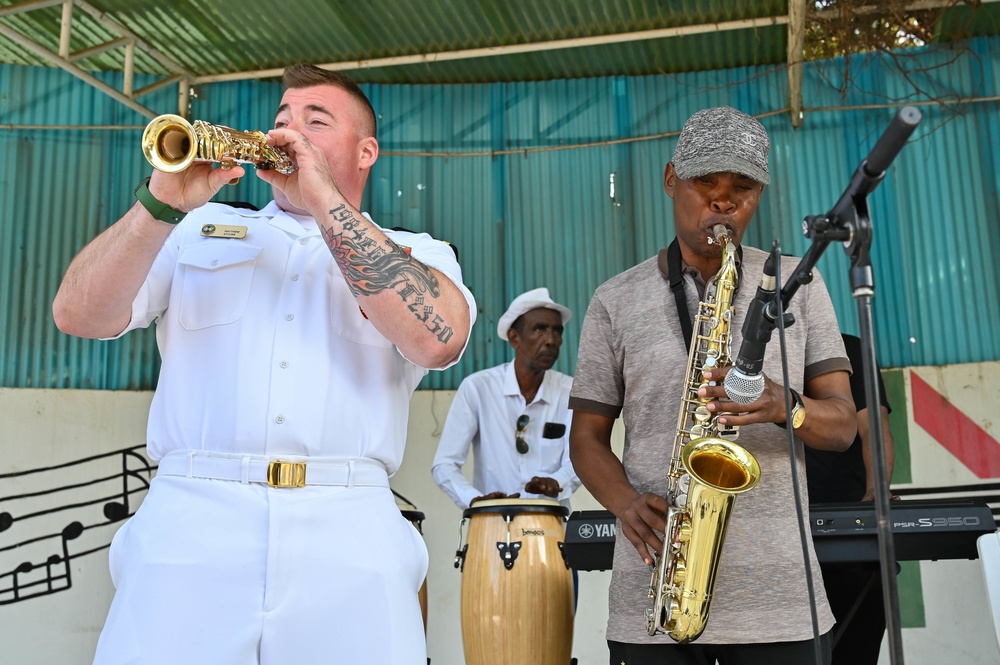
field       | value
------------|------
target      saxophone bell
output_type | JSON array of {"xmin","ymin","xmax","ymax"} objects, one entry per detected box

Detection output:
[{"xmin": 141, "ymin": 114, "xmax": 296, "ymax": 175}]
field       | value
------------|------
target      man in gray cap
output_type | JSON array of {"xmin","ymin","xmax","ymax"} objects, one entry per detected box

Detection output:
[
  {"xmin": 432, "ymin": 287, "xmax": 580, "ymax": 511},
  {"xmin": 569, "ymin": 107, "xmax": 855, "ymax": 663}
]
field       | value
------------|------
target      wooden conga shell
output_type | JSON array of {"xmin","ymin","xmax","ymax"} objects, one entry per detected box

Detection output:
[
  {"xmin": 460, "ymin": 498, "xmax": 573, "ymax": 665},
  {"xmin": 398, "ymin": 501, "xmax": 429, "ymax": 633}
]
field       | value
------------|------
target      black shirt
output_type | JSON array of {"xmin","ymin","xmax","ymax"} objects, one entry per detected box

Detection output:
[{"xmin": 804, "ymin": 333, "xmax": 892, "ymax": 503}]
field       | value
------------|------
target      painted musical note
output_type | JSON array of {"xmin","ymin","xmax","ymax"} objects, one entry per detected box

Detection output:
[
  {"xmin": 103, "ymin": 450, "xmax": 153, "ymax": 522},
  {"xmin": 0, "ymin": 521, "xmax": 83, "ymax": 604},
  {"xmin": 0, "ymin": 446, "xmax": 152, "ymax": 604}
]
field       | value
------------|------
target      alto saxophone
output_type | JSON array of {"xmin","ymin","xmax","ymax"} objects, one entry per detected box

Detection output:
[
  {"xmin": 645, "ymin": 223, "xmax": 762, "ymax": 643},
  {"xmin": 141, "ymin": 114, "xmax": 296, "ymax": 175}
]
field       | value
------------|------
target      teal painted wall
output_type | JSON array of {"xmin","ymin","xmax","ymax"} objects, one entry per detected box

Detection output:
[{"xmin": 2, "ymin": 37, "xmax": 998, "ymax": 390}]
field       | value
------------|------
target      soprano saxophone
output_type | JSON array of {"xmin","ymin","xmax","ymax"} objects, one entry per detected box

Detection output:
[
  {"xmin": 141, "ymin": 114, "xmax": 296, "ymax": 175},
  {"xmin": 644, "ymin": 223, "xmax": 762, "ymax": 643}
]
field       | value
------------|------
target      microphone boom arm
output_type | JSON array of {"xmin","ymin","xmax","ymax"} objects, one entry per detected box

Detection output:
[{"xmin": 769, "ymin": 106, "xmax": 921, "ymax": 665}]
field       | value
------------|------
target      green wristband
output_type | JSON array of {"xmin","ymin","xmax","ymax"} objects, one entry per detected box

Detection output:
[{"xmin": 134, "ymin": 177, "xmax": 186, "ymax": 224}]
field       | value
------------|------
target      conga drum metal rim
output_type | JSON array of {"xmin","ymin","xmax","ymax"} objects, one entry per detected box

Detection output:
[{"xmin": 462, "ymin": 497, "xmax": 568, "ymax": 519}]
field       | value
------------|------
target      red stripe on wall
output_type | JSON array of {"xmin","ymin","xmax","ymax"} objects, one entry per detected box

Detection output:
[{"xmin": 911, "ymin": 370, "xmax": 1000, "ymax": 478}]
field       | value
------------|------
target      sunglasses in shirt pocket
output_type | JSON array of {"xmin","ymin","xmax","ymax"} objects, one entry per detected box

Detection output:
[{"xmin": 542, "ymin": 422, "xmax": 566, "ymax": 439}]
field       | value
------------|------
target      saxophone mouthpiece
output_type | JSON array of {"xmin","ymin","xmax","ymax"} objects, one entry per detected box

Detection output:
[{"xmin": 707, "ymin": 224, "xmax": 731, "ymax": 245}]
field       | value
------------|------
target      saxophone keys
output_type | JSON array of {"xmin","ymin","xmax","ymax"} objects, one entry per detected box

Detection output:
[
  {"xmin": 676, "ymin": 520, "xmax": 692, "ymax": 543},
  {"xmin": 672, "ymin": 559, "xmax": 688, "ymax": 584},
  {"xmin": 719, "ymin": 426, "xmax": 740, "ymax": 442}
]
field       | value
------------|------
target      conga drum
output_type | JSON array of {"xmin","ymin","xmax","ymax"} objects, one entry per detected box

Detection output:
[
  {"xmin": 458, "ymin": 498, "xmax": 573, "ymax": 665},
  {"xmin": 396, "ymin": 497, "xmax": 429, "ymax": 633}
]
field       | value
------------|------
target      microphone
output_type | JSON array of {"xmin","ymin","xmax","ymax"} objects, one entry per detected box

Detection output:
[{"xmin": 724, "ymin": 250, "xmax": 778, "ymax": 405}]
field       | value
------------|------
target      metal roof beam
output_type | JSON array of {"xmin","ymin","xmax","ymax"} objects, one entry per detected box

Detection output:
[
  {"xmin": 0, "ymin": 0, "xmax": 196, "ymax": 116},
  {"xmin": 0, "ymin": 21, "xmax": 156, "ymax": 118},
  {"xmin": 67, "ymin": 35, "xmax": 130, "ymax": 63},
  {"xmin": 0, "ymin": 0, "xmax": 67, "ymax": 18},
  {"xmin": 71, "ymin": 0, "xmax": 192, "ymax": 78},
  {"xmin": 195, "ymin": 16, "xmax": 792, "ymax": 84},
  {"xmin": 133, "ymin": 72, "xmax": 183, "ymax": 99}
]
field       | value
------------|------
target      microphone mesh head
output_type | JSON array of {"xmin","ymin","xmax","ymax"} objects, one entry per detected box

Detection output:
[{"xmin": 724, "ymin": 371, "xmax": 765, "ymax": 405}]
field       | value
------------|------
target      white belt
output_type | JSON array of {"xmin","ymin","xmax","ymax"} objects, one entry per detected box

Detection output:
[{"xmin": 156, "ymin": 451, "xmax": 390, "ymax": 489}]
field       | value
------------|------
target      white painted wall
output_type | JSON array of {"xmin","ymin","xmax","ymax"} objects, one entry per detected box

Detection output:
[{"xmin": 1, "ymin": 386, "xmax": 998, "ymax": 664}]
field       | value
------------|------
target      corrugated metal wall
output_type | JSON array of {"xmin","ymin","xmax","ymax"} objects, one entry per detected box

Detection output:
[{"xmin": 2, "ymin": 37, "xmax": 998, "ymax": 390}]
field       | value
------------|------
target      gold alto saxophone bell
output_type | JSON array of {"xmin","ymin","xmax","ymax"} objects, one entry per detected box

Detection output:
[{"xmin": 141, "ymin": 114, "xmax": 296, "ymax": 175}]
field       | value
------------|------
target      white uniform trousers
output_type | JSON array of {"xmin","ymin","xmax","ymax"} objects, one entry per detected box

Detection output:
[{"xmin": 93, "ymin": 465, "xmax": 428, "ymax": 665}]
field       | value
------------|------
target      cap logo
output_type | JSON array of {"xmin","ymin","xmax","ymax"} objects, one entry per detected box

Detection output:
[{"xmin": 739, "ymin": 132, "xmax": 755, "ymax": 147}]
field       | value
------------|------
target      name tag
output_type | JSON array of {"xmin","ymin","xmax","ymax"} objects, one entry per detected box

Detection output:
[{"xmin": 201, "ymin": 224, "xmax": 248, "ymax": 239}]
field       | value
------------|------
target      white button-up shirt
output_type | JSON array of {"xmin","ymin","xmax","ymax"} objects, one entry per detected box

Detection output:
[
  {"xmin": 116, "ymin": 201, "xmax": 476, "ymax": 475},
  {"xmin": 431, "ymin": 362, "xmax": 579, "ymax": 510}
]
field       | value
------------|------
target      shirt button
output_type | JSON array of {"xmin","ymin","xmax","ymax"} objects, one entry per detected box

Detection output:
[
  {"xmin": 285, "ymin": 314, "xmax": 294, "ymax": 321},
  {"xmin": 299, "ymin": 238, "xmax": 309, "ymax": 245},
  {"xmin": 275, "ymin": 415, "xmax": 285, "ymax": 424},
  {"xmin": 291, "ymin": 274, "xmax": 300, "ymax": 281},
  {"xmin": 211, "ymin": 259, "xmax": 219, "ymax": 266},
  {"xmin": 280, "ymin": 361, "xmax": 288, "ymax": 369}
]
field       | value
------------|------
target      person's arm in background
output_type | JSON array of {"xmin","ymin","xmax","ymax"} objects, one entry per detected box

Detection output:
[
  {"xmin": 431, "ymin": 382, "xmax": 484, "ymax": 510},
  {"xmin": 860, "ymin": 405, "xmax": 897, "ymax": 501}
]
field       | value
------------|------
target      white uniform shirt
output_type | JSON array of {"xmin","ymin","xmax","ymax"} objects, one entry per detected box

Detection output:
[
  {"xmin": 116, "ymin": 201, "xmax": 476, "ymax": 475},
  {"xmin": 431, "ymin": 362, "xmax": 579, "ymax": 510}
]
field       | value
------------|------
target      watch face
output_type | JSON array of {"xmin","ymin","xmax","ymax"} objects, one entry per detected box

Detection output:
[{"xmin": 791, "ymin": 405, "xmax": 806, "ymax": 429}]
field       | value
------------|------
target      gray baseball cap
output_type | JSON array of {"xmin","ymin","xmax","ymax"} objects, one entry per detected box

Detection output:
[{"xmin": 671, "ymin": 106, "xmax": 770, "ymax": 185}]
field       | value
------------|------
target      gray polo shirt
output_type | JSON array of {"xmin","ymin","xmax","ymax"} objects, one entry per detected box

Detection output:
[{"xmin": 570, "ymin": 244, "xmax": 850, "ymax": 645}]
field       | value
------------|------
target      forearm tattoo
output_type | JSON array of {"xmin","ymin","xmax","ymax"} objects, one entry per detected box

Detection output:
[{"xmin": 324, "ymin": 205, "xmax": 454, "ymax": 344}]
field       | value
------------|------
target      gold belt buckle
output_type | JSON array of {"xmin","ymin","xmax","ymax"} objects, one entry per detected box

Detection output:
[{"xmin": 267, "ymin": 460, "xmax": 307, "ymax": 488}]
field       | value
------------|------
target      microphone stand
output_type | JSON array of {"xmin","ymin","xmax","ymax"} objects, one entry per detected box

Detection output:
[{"xmin": 768, "ymin": 106, "xmax": 922, "ymax": 665}]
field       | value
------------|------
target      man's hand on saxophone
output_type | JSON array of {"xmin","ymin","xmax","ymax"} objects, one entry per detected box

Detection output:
[
  {"xmin": 617, "ymin": 491, "xmax": 670, "ymax": 568},
  {"xmin": 148, "ymin": 163, "xmax": 247, "ymax": 215},
  {"xmin": 700, "ymin": 366, "xmax": 856, "ymax": 453}
]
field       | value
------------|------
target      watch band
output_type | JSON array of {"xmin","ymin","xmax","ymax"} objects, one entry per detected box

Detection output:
[
  {"xmin": 776, "ymin": 388, "xmax": 805, "ymax": 430},
  {"xmin": 789, "ymin": 389, "xmax": 806, "ymax": 429},
  {"xmin": 134, "ymin": 177, "xmax": 186, "ymax": 224}
]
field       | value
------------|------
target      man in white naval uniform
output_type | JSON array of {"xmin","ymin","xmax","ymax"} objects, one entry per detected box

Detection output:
[{"xmin": 53, "ymin": 64, "xmax": 475, "ymax": 665}]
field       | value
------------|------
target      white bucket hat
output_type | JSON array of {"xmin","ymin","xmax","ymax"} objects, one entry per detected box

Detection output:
[{"xmin": 496, "ymin": 287, "xmax": 572, "ymax": 339}]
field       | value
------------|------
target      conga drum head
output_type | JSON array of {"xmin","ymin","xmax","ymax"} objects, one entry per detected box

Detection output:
[{"xmin": 459, "ymin": 497, "xmax": 573, "ymax": 665}]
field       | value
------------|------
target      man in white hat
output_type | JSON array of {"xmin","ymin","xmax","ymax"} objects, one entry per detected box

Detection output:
[{"xmin": 432, "ymin": 288, "xmax": 580, "ymax": 511}]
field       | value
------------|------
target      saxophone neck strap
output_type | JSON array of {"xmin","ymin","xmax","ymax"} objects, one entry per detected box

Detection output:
[
  {"xmin": 666, "ymin": 238, "xmax": 694, "ymax": 349},
  {"xmin": 664, "ymin": 237, "xmax": 744, "ymax": 350}
]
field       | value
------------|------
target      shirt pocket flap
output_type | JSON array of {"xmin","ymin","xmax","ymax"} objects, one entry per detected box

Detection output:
[{"xmin": 178, "ymin": 242, "xmax": 262, "ymax": 271}]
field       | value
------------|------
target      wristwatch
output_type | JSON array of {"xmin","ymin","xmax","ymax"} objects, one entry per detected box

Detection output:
[{"xmin": 789, "ymin": 389, "xmax": 807, "ymax": 429}]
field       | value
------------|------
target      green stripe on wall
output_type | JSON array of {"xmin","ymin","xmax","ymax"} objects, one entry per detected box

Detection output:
[
  {"xmin": 883, "ymin": 369, "xmax": 924, "ymax": 627},
  {"xmin": 827, "ymin": 369, "xmax": 924, "ymax": 628},
  {"xmin": 883, "ymin": 368, "xmax": 911, "ymax": 484},
  {"xmin": 898, "ymin": 561, "xmax": 925, "ymax": 627}
]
